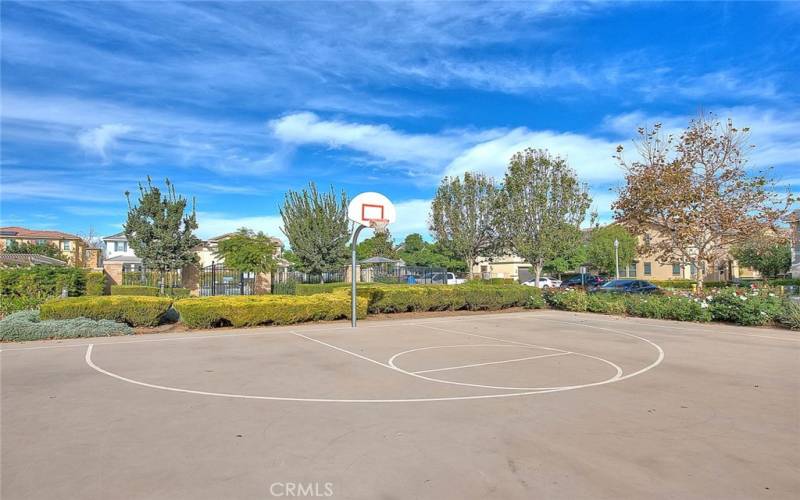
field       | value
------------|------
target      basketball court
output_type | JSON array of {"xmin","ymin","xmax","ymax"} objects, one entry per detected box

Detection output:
[{"xmin": 2, "ymin": 310, "xmax": 798, "ymax": 499}]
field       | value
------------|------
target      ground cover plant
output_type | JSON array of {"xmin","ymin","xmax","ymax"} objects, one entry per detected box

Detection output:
[
  {"xmin": 40, "ymin": 296, "xmax": 173, "ymax": 327},
  {"xmin": 174, "ymin": 294, "xmax": 366, "ymax": 328},
  {"xmin": 0, "ymin": 310, "xmax": 133, "ymax": 342}
]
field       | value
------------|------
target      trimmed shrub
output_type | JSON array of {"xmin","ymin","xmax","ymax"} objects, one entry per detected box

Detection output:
[
  {"xmin": 545, "ymin": 290, "xmax": 589, "ymax": 312},
  {"xmin": 353, "ymin": 284, "xmax": 534, "ymax": 313},
  {"xmin": 111, "ymin": 285, "xmax": 160, "ymax": 296},
  {"xmin": 0, "ymin": 296, "xmax": 47, "ymax": 317},
  {"xmin": 779, "ymin": 301, "xmax": 800, "ymax": 330},
  {"xmin": 40, "ymin": 296, "xmax": 173, "ymax": 327},
  {"xmin": 0, "ymin": 310, "xmax": 132, "ymax": 342},
  {"xmin": 0, "ymin": 266, "xmax": 87, "ymax": 298},
  {"xmin": 472, "ymin": 278, "xmax": 515, "ymax": 285},
  {"xmin": 768, "ymin": 278, "xmax": 800, "ymax": 287},
  {"xmin": 295, "ymin": 283, "xmax": 351, "ymax": 295},
  {"xmin": 174, "ymin": 294, "xmax": 367, "ymax": 328},
  {"xmin": 525, "ymin": 289, "xmax": 546, "ymax": 309},
  {"xmin": 586, "ymin": 294, "xmax": 627, "ymax": 315},
  {"xmin": 86, "ymin": 272, "xmax": 107, "ymax": 296},
  {"xmin": 706, "ymin": 288, "xmax": 784, "ymax": 326},
  {"xmin": 164, "ymin": 287, "xmax": 190, "ymax": 298},
  {"xmin": 624, "ymin": 295, "xmax": 711, "ymax": 322}
]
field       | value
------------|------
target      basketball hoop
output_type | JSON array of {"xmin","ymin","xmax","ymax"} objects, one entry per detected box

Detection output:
[
  {"xmin": 347, "ymin": 192, "xmax": 397, "ymax": 327},
  {"xmin": 370, "ymin": 219, "xmax": 389, "ymax": 234}
]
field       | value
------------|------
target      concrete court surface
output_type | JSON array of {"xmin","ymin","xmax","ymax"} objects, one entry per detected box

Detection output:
[{"xmin": 1, "ymin": 309, "xmax": 798, "ymax": 500}]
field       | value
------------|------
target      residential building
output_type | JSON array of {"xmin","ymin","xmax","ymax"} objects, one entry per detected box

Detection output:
[
  {"xmin": 0, "ymin": 226, "xmax": 100, "ymax": 268},
  {"xmin": 788, "ymin": 209, "xmax": 800, "ymax": 279},
  {"xmin": 471, "ymin": 224, "xmax": 760, "ymax": 282},
  {"xmin": 101, "ymin": 231, "xmax": 143, "ymax": 286}
]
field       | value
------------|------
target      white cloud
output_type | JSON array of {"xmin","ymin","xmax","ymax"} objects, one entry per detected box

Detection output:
[
  {"xmin": 390, "ymin": 199, "xmax": 432, "ymax": 238},
  {"xmin": 77, "ymin": 123, "xmax": 132, "ymax": 160},
  {"xmin": 445, "ymin": 128, "xmax": 622, "ymax": 182},
  {"xmin": 269, "ymin": 112, "xmax": 471, "ymax": 171}
]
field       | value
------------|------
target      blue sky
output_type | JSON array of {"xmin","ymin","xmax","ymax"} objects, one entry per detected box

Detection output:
[{"xmin": 2, "ymin": 1, "xmax": 798, "ymax": 243}]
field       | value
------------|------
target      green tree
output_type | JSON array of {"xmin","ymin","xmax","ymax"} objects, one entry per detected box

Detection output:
[
  {"xmin": 214, "ymin": 228, "xmax": 277, "ymax": 274},
  {"xmin": 731, "ymin": 239, "xmax": 791, "ymax": 278},
  {"xmin": 280, "ymin": 182, "xmax": 350, "ymax": 280},
  {"xmin": 544, "ymin": 238, "xmax": 588, "ymax": 278},
  {"xmin": 3, "ymin": 241, "xmax": 64, "ymax": 260},
  {"xmin": 587, "ymin": 224, "xmax": 637, "ymax": 276},
  {"xmin": 356, "ymin": 230, "xmax": 397, "ymax": 260},
  {"xmin": 124, "ymin": 177, "xmax": 200, "ymax": 293},
  {"xmin": 429, "ymin": 172, "xmax": 500, "ymax": 276},
  {"xmin": 281, "ymin": 249, "xmax": 302, "ymax": 268},
  {"xmin": 498, "ymin": 149, "xmax": 591, "ymax": 284},
  {"xmin": 401, "ymin": 233, "xmax": 425, "ymax": 253}
]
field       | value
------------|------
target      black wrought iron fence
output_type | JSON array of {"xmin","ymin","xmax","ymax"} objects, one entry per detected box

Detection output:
[
  {"xmin": 122, "ymin": 269, "xmax": 182, "ymax": 289},
  {"xmin": 360, "ymin": 264, "xmax": 447, "ymax": 284},
  {"xmin": 200, "ymin": 263, "xmax": 255, "ymax": 296}
]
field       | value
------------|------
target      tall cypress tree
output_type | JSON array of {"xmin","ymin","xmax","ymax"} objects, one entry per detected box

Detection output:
[{"xmin": 124, "ymin": 177, "xmax": 201, "ymax": 293}]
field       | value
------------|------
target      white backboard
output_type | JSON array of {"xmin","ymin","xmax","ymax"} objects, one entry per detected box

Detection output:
[{"xmin": 348, "ymin": 192, "xmax": 396, "ymax": 227}]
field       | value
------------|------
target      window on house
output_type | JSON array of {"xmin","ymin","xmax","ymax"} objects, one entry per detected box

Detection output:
[
  {"xmin": 672, "ymin": 263, "xmax": 681, "ymax": 276},
  {"xmin": 644, "ymin": 262, "xmax": 652, "ymax": 275},
  {"xmin": 628, "ymin": 264, "xmax": 637, "ymax": 277},
  {"xmin": 114, "ymin": 241, "xmax": 128, "ymax": 252},
  {"xmin": 644, "ymin": 234, "xmax": 652, "ymax": 246},
  {"xmin": 4, "ymin": 239, "xmax": 13, "ymax": 247},
  {"xmin": 36, "ymin": 239, "xmax": 47, "ymax": 245},
  {"xmin": 63, "ymin": 240, "xmax": 71, "ymax": 250}
]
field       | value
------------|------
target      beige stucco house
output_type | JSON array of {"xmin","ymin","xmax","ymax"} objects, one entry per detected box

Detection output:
[{"xmin": 0, "ymin": 226, "xmax": 101, "ymax": 269}]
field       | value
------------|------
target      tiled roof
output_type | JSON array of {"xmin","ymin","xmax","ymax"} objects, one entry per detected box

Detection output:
[
  {"xmin": 0, "ymin": 226, "xmax": 81, "ymax": 240},
  {"xmin": 102, "ymin": 231, "xmax": 127, "ymax": 240},
  {"xmin": 103, "ymin": 255, "xmax": 142, "ymax": 263},
  {"xmin": 0, "ymin": 253, "xmax": 68, "ymax": 266}
]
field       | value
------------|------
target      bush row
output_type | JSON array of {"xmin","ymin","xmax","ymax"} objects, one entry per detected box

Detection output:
[
  {"xmin": 0, "ymin": 266, "xmax": 88, "ymax": 298},
  {"xmin": 40, "ymin": 296, "xmax": 173, "ymax": 327},
  {"xmin": 544, "ymin": 289, "xmax": 799, "ymax": 327},
  {"xmin": 0, "ymin": 310, "xmax": 133, "ymax": 342},
  {"xmin": 86, "ymin": 272, "xmax": 106, "ymax": 296},
  {"xmin": 173, "ymin": 294, "xmax": 367, "ymax": 328},
  {"xmin": 333, "ymin": 284, "xmax": 538, "ymax": 314}
]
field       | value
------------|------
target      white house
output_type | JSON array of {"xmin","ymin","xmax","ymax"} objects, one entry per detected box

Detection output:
[{"xmin": 102, "ymin": 231, "xmax": 142, "ymax": 272}]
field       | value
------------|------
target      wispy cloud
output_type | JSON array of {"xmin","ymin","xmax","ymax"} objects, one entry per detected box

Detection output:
[{"xmin": 77, "ymin": 124, "xmax": 132, "ymax": 161}]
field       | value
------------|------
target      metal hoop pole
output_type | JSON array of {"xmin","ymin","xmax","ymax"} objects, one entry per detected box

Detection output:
[{"xmin": 351, "ymin": 224, "xmax": 367, "ymax": 327}]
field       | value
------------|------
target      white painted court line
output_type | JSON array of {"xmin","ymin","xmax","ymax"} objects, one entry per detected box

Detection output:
[
  {"xmin": 2, "ymin": 314, "xmax": 511, "ymax": 352},
  {"xmin": 83, "ymin": 318, "xmax": 665, "ymax": 403},
  {"xmin": 414, "ymin": 351, "xmax": 572, "ymax": 374},
  {"xmin": 388, "ymin": 343, "xmax": 623, "ymax": 391}
]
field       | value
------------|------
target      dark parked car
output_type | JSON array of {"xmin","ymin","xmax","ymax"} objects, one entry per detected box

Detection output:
[
  {"xmin": 592, "ymin": 279, "xmax": 661, "ymax": 294},
  {"xmin": 560, "ymin": 274, "xmax": 606, "ymax": 289}
]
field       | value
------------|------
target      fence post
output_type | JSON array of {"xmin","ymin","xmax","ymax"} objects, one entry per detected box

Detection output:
[
  {"xmin": 240, "ymin": 272, "xmax": 245, "ymax": 295},
  {"xmin": 211, "ymin": 261, "xmax": 216, "ymax": 296}
]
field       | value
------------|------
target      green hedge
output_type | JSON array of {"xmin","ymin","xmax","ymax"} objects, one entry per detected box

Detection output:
[
  {"xmin": 337, "ymin": 284, "xmax": 537, "ymax": 314},
  {"xmin": 86, "ymin": 272, "xmax": 107, "ymax": 296},
  {"xmin": 0, "ymin": 266, "xmax": 87, "ymax": 298},
  {"xmin": 544, "ymin": 289, "xmax": 800, "ymax": 326},
  {"xmin": 0, "ymin": 310, "xmax": 132, "ymax": 342},
  {"xmin": 174, "ymin": 294, "xmax": 367, "ymax": 328},
  {"xmin": 111, "ymin": 285, "xmax": 160, "ymax": 296},
  {"xmin": 295, "ymin": 283, "xmax": 351, "ymax": 295},
  {"xmin": 40, "ymin": 296, "xmax": 173, "ymax": 327},
  {"xmin": 0, "ymin": 296, "xmax": 47, "ymax": 317},
  {"xmin": 471, "ymin": 278, "xmax": 515, "ymax": 285},
  {"xmin": 705, "ymin": 288, "xmax": 785, "ymax": 326}
]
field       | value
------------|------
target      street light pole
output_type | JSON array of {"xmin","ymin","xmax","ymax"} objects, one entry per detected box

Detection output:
[{"xmin": 614, "ymin": 238, "xmax": 620, "ymax": 280}]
